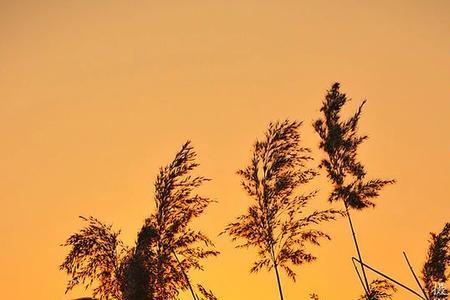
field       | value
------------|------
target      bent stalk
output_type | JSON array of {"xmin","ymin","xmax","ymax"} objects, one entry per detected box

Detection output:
[
  {"xmin": 352, "ymin": 257, "xmax": 426, "ymax": 300},
  {"xmin": 403, "ymin": 251, "xmax": 429, "ymax": 300}
]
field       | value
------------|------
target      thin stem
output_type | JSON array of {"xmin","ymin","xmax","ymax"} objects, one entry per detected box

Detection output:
[
  {"xmin": 403, "ymin": 251, "xmax": 430, "ymax": 300},
  {"xmin": 173, "ymin": 251, "xmax": 198, "ymax": 300},
  {"xmin": 273, "ymin": 260, "xmax": 285, "ymax": 300},
  {"xmin": 345, "ymin": 204, "xmax": 371, "ymax": 298},
  {"xmin": 270, "ymin": 243, "xmax": 285, "ymax": 300},
  {"xmin": 352, "ymin": 257, "xmax": 369, "ymax": 295},
  {"xmin": 260, "ymin": 165, "xmax": 284, "ymax": 300},
  {"xmin": 352, "ymin": 257, "xmax": 426, "ymax": 300}
]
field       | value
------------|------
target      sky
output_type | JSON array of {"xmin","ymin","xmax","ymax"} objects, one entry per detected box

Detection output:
[{"xmin": 0, "ymin": 1, "xmax": 449, "ymax": 299}]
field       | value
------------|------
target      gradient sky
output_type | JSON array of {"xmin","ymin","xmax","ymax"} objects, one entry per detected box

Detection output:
[{"xmin": 0, "ymin": 1, "xmax": 449, "ymax": 299}]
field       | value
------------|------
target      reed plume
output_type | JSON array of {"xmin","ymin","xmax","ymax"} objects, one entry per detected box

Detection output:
[
  {"xmin": 224, "ymin": 120, "xmax": 342, "ymax": 300},
  {"xmin": 421, "ymin": 222, "xmax": 450, "ymax": 299},
  {"xmin": 61, "ymin": 141, "xmax": 218, "ymax": 300},
  {"xmin": 314, "ymin": 82, "xmax": 394, "ymax": 298}
]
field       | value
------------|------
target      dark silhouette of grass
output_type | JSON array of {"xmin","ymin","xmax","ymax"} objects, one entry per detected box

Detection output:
[
  {"xmin": 421, "ymin": 223, "xmax": 450, "ymax": 299},
  {"xmin": 60, "ymin": 141, "xmax": 218, "ymax": 300},
  {"xmin": 60, "ymin": 215, "xmax": 125, "ymax": 299},
  {"xmin": 59, "ymin": 85, "xmax": 449, "ymax": 300},
  {"xmin": 357, "ymin": 279, "xmax": 396, "ymax": 300},
  {"xmin": 352, "ymin": 257, "xmax": 422, "ymax": 299},
  {"xmin": 314, "ymin": 82, "xmax": 395, "ymax": 299},
  {"xmin": 223, "ymin": 120, "xmax": 342, "ymax": 300}
]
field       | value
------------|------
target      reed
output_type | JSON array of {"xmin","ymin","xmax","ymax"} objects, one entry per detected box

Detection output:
[
  {"xmin": 314, "ymin": 82, "xmax": 395, "ymax": 299},
  {"xmin": 224, "ymin": 120, "xmax": 342, "ymax": 300},
  {"xmin": 61, "ymin": 141, "xmax": 218, "ymax": 300}
]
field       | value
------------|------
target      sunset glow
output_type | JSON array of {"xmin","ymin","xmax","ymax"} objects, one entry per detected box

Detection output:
[{"xmin": 0, "ymin": 1, "xmax": 449, "ymax": 299}]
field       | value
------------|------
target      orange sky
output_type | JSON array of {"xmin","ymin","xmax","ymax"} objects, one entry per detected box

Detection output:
[{"xmin": 0, "ymin": 1, "xmax": 449, "ymax": 299}]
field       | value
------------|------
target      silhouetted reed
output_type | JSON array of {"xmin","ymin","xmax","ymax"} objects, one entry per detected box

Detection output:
[
  {"xmin": 61, "ymin": 141, "xmax": 218, "ymax": 300},
  {"xmin": 313, "ymin": 82, "xmax": 395, "ymax": 298},
  {"xmin": 421, "ymin": 222, "xmax": 450, "ymax": 299},
  {"xmin": 223, "ymin": 120, "xmax": 342, "ymax": 300},
  {"xmin": 59, "ymin": 86, "xmax": 448, "ymax": 300},
  {"xmin": 357, "ymin": 280, "xmax": 396, "ymax": 300},
  {"xmin": 60, "ymin": 216, "xmax": 125, "ymax": 299},
  {"xmin": 309, "ymin": 278, "xmax": 397, "ymax": 300}
]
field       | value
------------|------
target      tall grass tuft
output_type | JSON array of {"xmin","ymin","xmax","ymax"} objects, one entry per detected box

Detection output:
[
  {"xmin": 314, "ymin": 82, "xmax": 395, "ymax": 298},
  {"xmin": 224, "ymin": 120, "xmax": 342, "ymax": 300},
  {"xmin": 60, "ymin": 141, "xmax": 218, "ymax": 300},
  {"xmin": 421, "ymin": 222, "xmax": 450, "ymax": 299}
]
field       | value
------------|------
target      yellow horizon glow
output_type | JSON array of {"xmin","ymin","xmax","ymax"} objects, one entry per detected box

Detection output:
[{"xmin": 0, "ymin": 1, "xmax": 449, "ymax": 299}]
